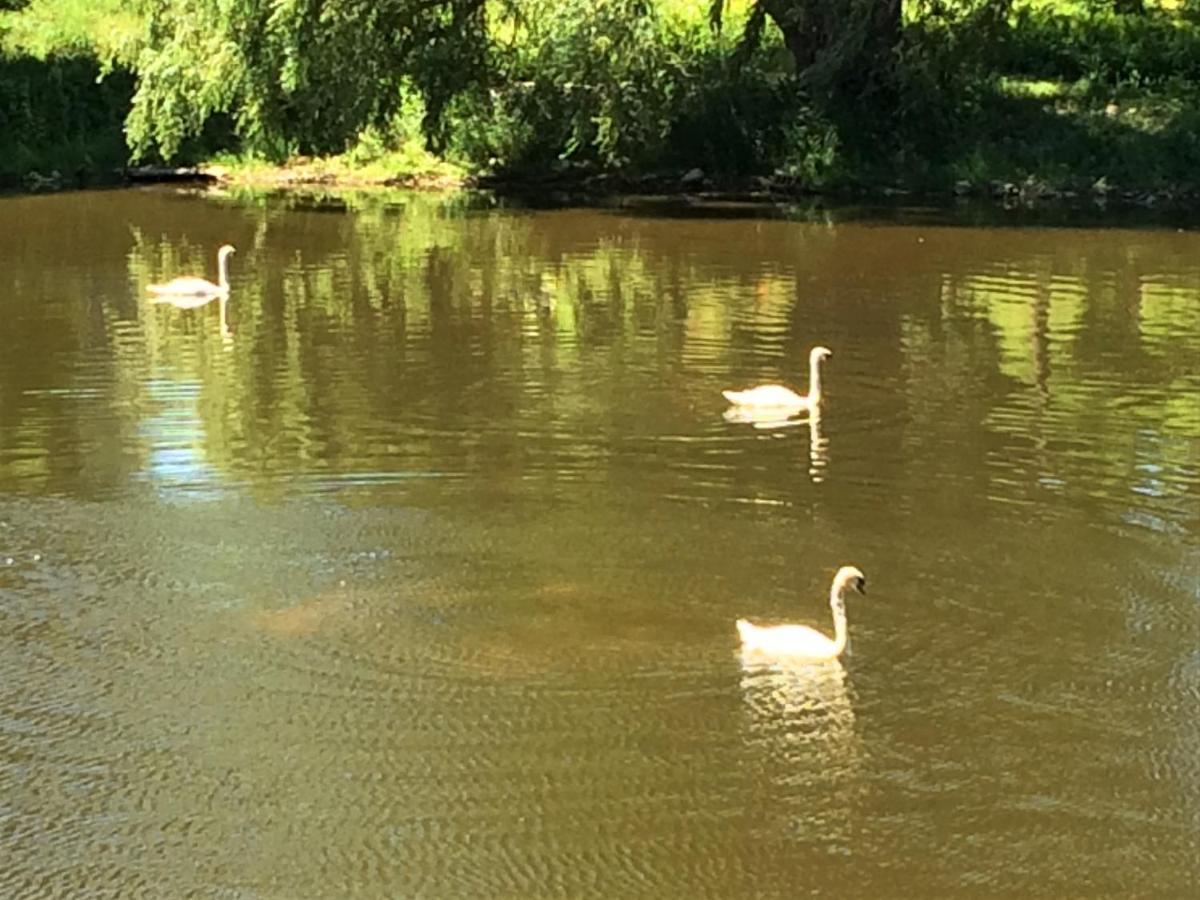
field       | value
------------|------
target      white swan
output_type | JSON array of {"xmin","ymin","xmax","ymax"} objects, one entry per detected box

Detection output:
[
  {"xmin": 148, "ymin": 244, "xmax": 235, "ymax": 298},
  {"xmin": 736, "ymin": 565, "xmax": 866, "ymax": 661},
  {"xmin": 722, "ymin": 345, "xmax": 832, "ymax": 413}
]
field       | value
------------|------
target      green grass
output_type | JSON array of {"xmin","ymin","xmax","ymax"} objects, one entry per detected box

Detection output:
[
  {"xmin": 934, "ymin": 76, "xmax": 1200, "ymax": 193},
  {"xmin": 204, "ymin": 135, "xmax": 466, "ymax": 188}
]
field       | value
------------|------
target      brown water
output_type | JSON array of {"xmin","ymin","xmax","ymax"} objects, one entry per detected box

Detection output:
[{"xmin": 1, "ymin": 187, "xmax": 1197, "ymax": 898}]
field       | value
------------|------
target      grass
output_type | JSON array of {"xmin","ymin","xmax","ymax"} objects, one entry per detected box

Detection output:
[
  {"xmin": 934, "ymin": 75, "xmax": 1200, "ymax": 194},
  {"xmin": 203, "ymin": 135, "xmax": 466, "ymax": 189}
]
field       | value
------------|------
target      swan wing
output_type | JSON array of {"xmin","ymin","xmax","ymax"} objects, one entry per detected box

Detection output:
[
  {"xmin": 736, "ymin": 620, "xmax": 837, "ymax": 659},
  {"xmin": 722, "ymin": 384, "xmax": 806, "ymax": 408},
  {"xmin": 148, "ymin": 276, "xmax": 223, "ymax": 297}
]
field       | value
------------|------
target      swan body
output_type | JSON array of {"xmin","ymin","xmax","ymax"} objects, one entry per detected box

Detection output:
[
  {"xmin": 148, "ymin": 244, "xmax": 235, "ymax": 297},
  {"xmin": 722, "ymin": 384, "xmax": 807, "ymax": 408},
  {"xmin": 723, "ymin": 345, "xmax": 832, "ymax": 412},
  {"xmin": 736, "ymin": 565, "xmax": 867, "ymax": 661}
]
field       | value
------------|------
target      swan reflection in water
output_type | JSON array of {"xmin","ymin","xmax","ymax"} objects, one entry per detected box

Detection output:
[
  {"xmin": 146, "ymin": 243, "xmax": 236, "ymax": 343},
  {"xmin": 738, "ymin": 653, "xmax": 864, "ymax": 844},
  {"xmin": 150, "ymin": 292, "xmax": 233, "ymax": 343},
  {"xmin": 723, "ymin": 407, "xmax": 829, "ymax": 482}
]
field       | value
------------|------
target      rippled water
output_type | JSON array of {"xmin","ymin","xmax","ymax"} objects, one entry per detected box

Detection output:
[{"xmin": 1, "ymin": 188, "xmax": 1198, "ymax": 897}]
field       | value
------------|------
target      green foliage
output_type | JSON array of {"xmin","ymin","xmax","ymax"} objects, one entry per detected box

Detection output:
[
  {"xmin": 774, "ymin": 108, "xmax": 843, "ymax": 184},
  {"xmin": 447, "ymin": 1, "xmax": 813, "ymax": 176},
  {"xmin": 891, "ymin": 3, "xmax": 1005, "ymax": 162},
  {"xmin": 0, "ymin": 0, "xmax": 142, "ymax": 70},
  {"xmin": 456, "ymin": 0, "xmax": 693, "ymax": 172},
  {"xmin": 1001, "ymin": 5, "xmax": 1200, "ymax": 87},
  {"xmin": 944, "ymin": 79, "xmax": 1200, "ymax": 189},
  {"xmin": 0, "ymin": 50, "xmax": 132, "ymax": 179},
  {"xmin": 660, "ymin": 51, "xmax": 810, "ymax": 176},
  {"xmin": 341, "ymin": 85, "xmax": 426, "ymax": 166},
  {"xmin": 5, "ymin": 0, "xmax": 1200, "ymax": 192},
  {"xmin": 125, "ymin": 0, "xmax": 491, "ymax": 162},
  {"xmin": 886, "ymin": 2, "xmax": 1200, "ymax": 186}
]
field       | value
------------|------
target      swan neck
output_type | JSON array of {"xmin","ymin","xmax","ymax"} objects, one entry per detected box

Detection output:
[
  {"xmin": 808, "ymin": 354, "xmax": 823, "ymax": 402},
  {"xmin": 829, "ymin": 585, "xmax": 848, "ymax": 657},
  {"xmin": 217, "ymin": 252, "xmax": 229, "ymax": 291}
]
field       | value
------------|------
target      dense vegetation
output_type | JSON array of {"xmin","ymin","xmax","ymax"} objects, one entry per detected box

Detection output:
[{"xmin": 4, "ymin": 1, "xmax": 1200, "ymax": 195}]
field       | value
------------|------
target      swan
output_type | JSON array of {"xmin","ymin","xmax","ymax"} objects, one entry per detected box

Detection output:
[
  {"xmin": 736, "ymin": 565, "xmax": 867, "ymax": 661},
  {"xmin": 722, "ymin": 345, "xmax": 832, "ymax": 412},
  {"xmin": 147, "ymin": 244, "xmax": 235, "ymax": 297}
]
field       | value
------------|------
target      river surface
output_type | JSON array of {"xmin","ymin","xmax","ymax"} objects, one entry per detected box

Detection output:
[{"xmin": 0, "ymin": 187, "xmax": 1197, "ymax": 898}]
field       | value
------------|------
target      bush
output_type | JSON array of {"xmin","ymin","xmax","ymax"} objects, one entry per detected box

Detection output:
[
  {"xmin": 445, "ymin": 0, "xmax": 694, "ymax": 173},
  {"xmin": 0, "ymin": 51, "xmax": 132, "ymax": 179}
]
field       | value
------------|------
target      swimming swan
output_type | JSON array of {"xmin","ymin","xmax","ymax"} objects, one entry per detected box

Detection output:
[
  {"xmin": 736, "ymin": 565, "xmax": 867, "ymax": 661},
  {"xmin": 148, "ymin": 244, "xmax": 235, "ymax": 297},
  {"xmin": 722, "ymin": 345, "xmax": 832, "ymax": 412}
]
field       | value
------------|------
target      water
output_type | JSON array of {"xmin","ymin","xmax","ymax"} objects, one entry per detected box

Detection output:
[{"xmin": 1, "ymin": 187, "xmax": 1197, "ymax": 897}]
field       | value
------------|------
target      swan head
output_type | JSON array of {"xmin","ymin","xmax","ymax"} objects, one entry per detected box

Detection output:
[
  {"xmin": 810, "ymin": 346, "xmax": 833, "ymax": 364},
  {"xmin": 218, "ymin": 244, "xmax": 237, "ymax": 261},
  {"xmin": 833, "ymin": 565, "xmax": 866, "ymax": 596}
]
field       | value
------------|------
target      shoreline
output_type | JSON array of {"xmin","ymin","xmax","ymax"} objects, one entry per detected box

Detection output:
[{"xmin": 7, "ymin": 160, "xmax": 1200, "ymax": 214}]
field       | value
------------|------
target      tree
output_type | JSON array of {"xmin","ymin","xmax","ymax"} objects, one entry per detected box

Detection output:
[
  {"xmin": 126, "ymin": 0, "xmax": 493, "ymax": 162},
  {"xmin": 714, "ymin": 0, "xmax": 902, "ymax": 101}
]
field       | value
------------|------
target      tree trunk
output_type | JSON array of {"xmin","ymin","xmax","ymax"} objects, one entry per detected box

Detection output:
[
  {"xmin": 757, "ymin": 0, "xmax": 902, "ymax": 90},
  {"xmin": 757, "ymin": 0, "xmax": 818, "ymax": 71}
]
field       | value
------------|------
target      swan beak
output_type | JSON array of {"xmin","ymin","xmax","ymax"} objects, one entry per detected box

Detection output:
[{"xmin": 856, "ymin": 578, "xmax": 867, "ymax": 595}]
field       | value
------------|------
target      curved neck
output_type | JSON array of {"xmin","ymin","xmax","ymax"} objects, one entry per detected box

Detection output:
[
  {"xmin": 829, "ymin": 584, "xmax": 848, "ymax": 657},
  {"xmin": 808, "ymin": 354, "xmax": 824, "ymax": 403},
  {"xmin": 217, "ymin": 253, "xmax": 230, "ymax": 291}
]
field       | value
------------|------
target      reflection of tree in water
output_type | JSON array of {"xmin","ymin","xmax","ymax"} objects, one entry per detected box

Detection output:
[
  {"xmin": 6, "ymin": 190, "xmax": 1197, "ymax": 515},
  {"xmin": 119, "ymin": 192, "xmax": 848, "ymax": 496},
  {"xmin": 899, "ymin": 233, "xmax": 1199, "ymax": 527},
  {"xmin": 738, "ymin": 657, "xmax": 864, "ymax": 847}
]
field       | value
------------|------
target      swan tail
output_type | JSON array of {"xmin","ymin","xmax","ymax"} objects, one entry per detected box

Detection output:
[
  {"xmin": 722, "ymin": 390, "xmax": 746, "ymax": 405},
  {"xmin": 735, "ymin": 619, "xmax": 757, "ymax": 643}
]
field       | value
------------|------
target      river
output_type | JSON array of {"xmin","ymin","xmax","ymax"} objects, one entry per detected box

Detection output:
[{"xmin": 1, "ymin": 186, "xmax": 1197, "ymax": 897}]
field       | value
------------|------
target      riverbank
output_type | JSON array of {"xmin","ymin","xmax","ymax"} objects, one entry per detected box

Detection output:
[
  {"xmin": 12, "ymin": 159, "xmax": 1200, "ymax": 216},
  {"xmin": 7, "ymin": 58, "xmax": 1200, "ymax": 212},
  {"xmin": 9, "ymin": 83, "xmax": 1200, "ymax": 213},
  {"xmin": 195, "ymin": 147, "xmax": 465, "ymax": 191},
  {"xmin": 112, "ymin": 154, "xmax": 1200, "ymax": 213}
]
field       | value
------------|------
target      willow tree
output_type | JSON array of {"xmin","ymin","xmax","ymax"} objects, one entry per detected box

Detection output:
[{"xmin": 126, "ymin": 0, "xmax": 493, "ymax": 161}]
